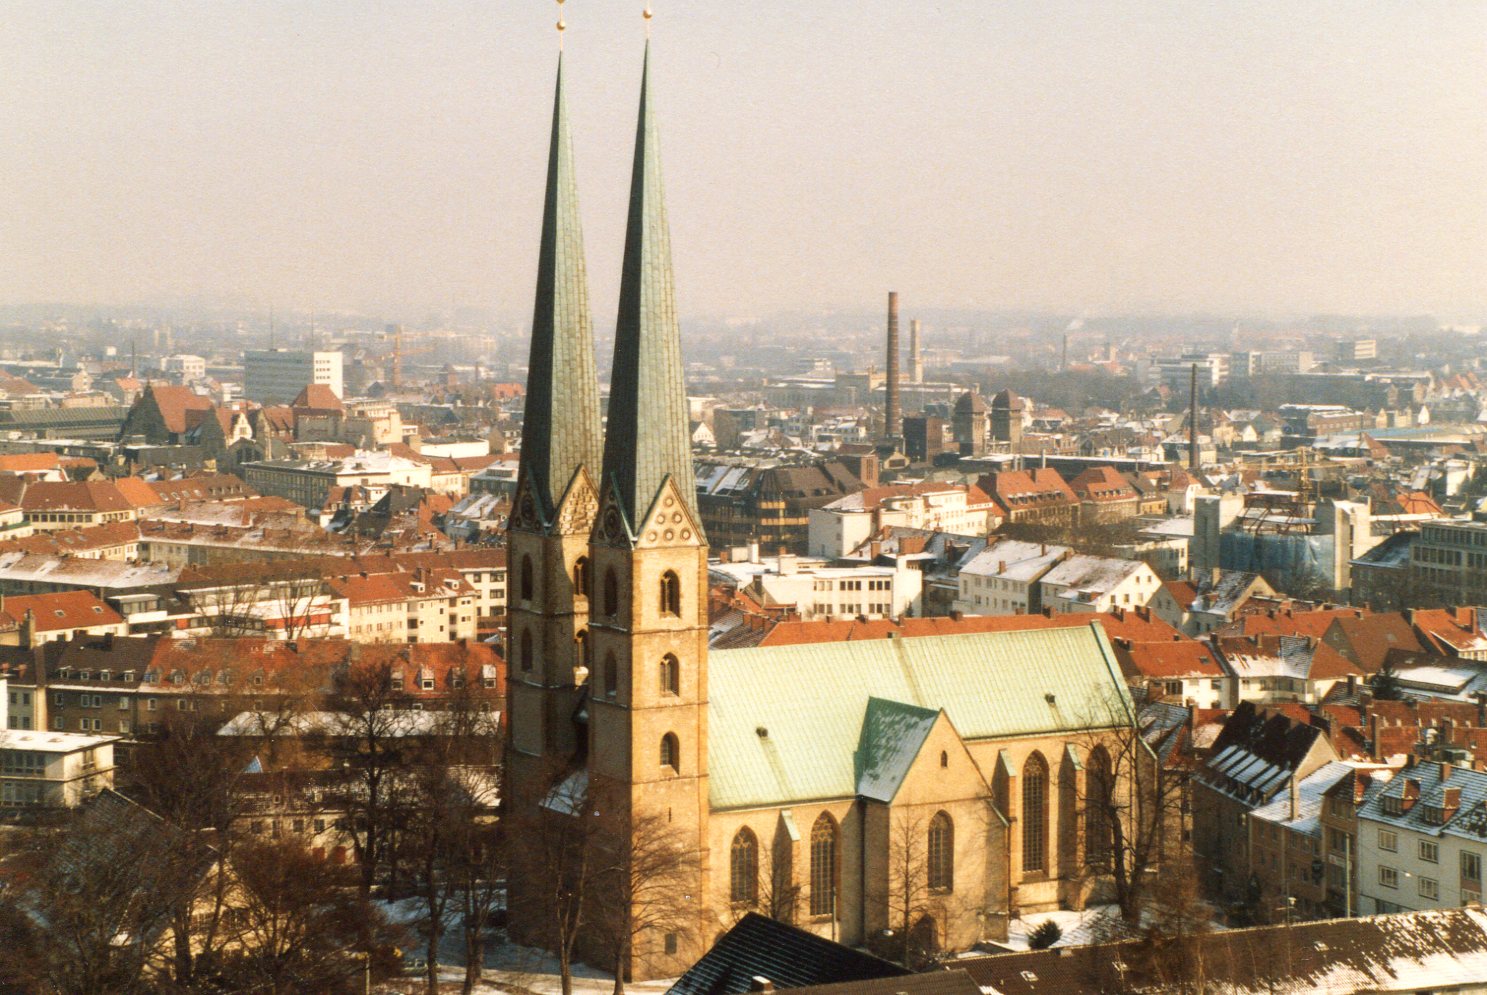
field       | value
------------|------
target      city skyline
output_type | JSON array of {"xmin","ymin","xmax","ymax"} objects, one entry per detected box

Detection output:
[{"xmin": 3, "ymin": 2, "xmax": 1484, "ymax": 321}]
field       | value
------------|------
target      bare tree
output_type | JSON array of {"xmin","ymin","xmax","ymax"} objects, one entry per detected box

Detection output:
[
  {"xmin": 1076, "ymin": 687, "xmax": 1190, "ymax": 923},
  {"xmin": 401, "ymin": 693, "xmax": 502, "ymax": 995},
  {"xmin": 124, "ymin": 708, "xmax": 256, "ymax": 989},
  {"xmin": 215, "ymin": 838, "xmax": 399, "ymax": 995},
  {"xmin": 506, "ymin": 763, "xmax": 602, "ymax": 995},
  {"xmin": 0, "ymin": 792, "xmax": 207, "ymax": 995},
  {"xmin": 324, "ymin": 657, "xmax": 414, "ymax": 894},
  {"xmin": 589, "ymin": 797, "xmax": 702, "ymax": 995}
]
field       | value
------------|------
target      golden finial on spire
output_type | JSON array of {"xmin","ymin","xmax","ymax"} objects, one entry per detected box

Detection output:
[
  {"xmin": 556, "ymin": 0, "xmax": 566, "ymax": 50},
  {"xmin": 643, "ymin": 4, "xmax": 653, "ymax": 37}
]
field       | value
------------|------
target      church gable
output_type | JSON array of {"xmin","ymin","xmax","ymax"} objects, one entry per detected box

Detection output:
[
  {"xmin": 632, "ymin": 474, "xmax": 703, "ymax": 550},
  {"xmin": 855, "ymin": 698, "xmax": 938, "ymax": 803}
]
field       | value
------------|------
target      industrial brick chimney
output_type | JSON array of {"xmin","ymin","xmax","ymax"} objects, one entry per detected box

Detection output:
[
  {"xmin": 909, "ymin": 318, "xmax": 923, "ymax": 383},
  {"xmin": 884, "ymin": 291, "xmax": 901, "ymax": 440}
]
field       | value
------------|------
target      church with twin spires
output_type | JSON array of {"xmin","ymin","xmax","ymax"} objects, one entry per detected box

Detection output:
[{"xmin": 506, "ymin": 42, "xmax": 1137, "ymax": 980}]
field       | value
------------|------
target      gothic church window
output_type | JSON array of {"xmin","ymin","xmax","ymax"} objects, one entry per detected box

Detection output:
[
  {"xmin": 574, "ymin": 557, "xmax": 590, "ymax": 599},
  {"xmin": 660, "ymin": 654, "xmax": 680, "ymax": 696},
  {"xmin": 660, "ymin": 733, "xmax": 680, "ymax": 773},
  {"xmin": 575, "ymin": 630, "xmax": 589, "ymax": 672},
  {"xmin": 810, "ymin": 814, "xmax": 838, "ymax": 917},
  {"xmin": 928, "ymin": 811, "xmax": 954, "ymax": 891},
  {"xmin": 520, "ymin": 630, "xmax": 533, "ymax": 673},
  {"xmin": 730, "ymin": 828, "xmax": 759, "ymax": 906},
  {"xmin": 660, "ymin": 570, "xmax": 681, "ymax": 616},
  {"xmin": 1023, "ymin": 752, "xmax": 1049, "ymax": 873},
  {"xmin": 520, "ymin": 556, "xmax": 534, "ymax": 601},
  {"xmin": 1087, "ymin": 746, "xmax": 1112, "ymax": 866},
  {"xmin": 604, "ymin": 570, "xmax": 619, "ymax": 618}
]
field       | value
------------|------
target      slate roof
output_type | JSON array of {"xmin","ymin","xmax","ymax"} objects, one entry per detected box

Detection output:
[
  {"xmin": 1199, "ymin": 701, "xmax": 1328, "ymax": 804},
  {"xmin": 666, "ymin": 912, "xmax": 906, "ymax": 995},
  {"xmin": 598, "ymin": 44, "xmax": 699, "ymax": 535},
  {"xmin": 708, "ymin": 624, "xmax": 1130, "ymax": 809},
  {"xmin": 1361, "ymin": 759, "xmax": 1487, "ymax": 844}
]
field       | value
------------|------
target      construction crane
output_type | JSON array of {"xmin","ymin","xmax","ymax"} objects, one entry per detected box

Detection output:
[{"xmin": 382, "ymin": 325, "xmax": 435, "ymax": 389}]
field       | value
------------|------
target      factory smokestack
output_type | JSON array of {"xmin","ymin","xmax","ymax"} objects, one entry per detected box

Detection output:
[
  {"xmin": 909, "ymin": 319, "xmax": 923, "ymax": 383},
  {"xmin": 884, "ymin": 291, "xmax": 901, "ymax": 440},
  {"xmin": 1189, "ymin": 362, "xmax": 1200, "ymax": 471}
]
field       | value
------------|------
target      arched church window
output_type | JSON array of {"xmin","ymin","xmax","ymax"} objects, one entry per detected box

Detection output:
[
  {"xmin": 573, "ymin": 557, "xmax": 590, "ymax": 600},
  {"xmin": 519, "ymin": 629, "xmax": 533, "ymax": 673},
  {"xmin": 604, "ymin": 569, "xmax": 619, "ymax": 618},
  {"xmin": 1023, "ymin": 752, "xmax": 1049, "ymax": 873},
  {"xmin": 730, "ymin": 828, "xmax": 759, "ymax": 906},
  {"xmin": 809, "ymin": 814, "xmax": 838, "ymax": 917},
  {"xmin": 660, "ymin": 654, "xmax": 680, "ymax": 696},
  {"xmin": 574, "ymin": 630, "xmax": 589, "ymax": 672},
  {"xmin": 660, "ymin": 570, "xmax": 681, "ymax": 617},
  {"xmin": 660, "ymin": 732, "xmax": 680, "ymax": 773},
  {"xmin": 1087, "ymin": 746, "xmax": 1113, "ymax": 867},
  {"xmin": 928, "ymin": 811, "xmax": 954, "ymax": 891},
  {"xmin": 520, "ymin": 555, "xmax": 534, "ymax": 602}
]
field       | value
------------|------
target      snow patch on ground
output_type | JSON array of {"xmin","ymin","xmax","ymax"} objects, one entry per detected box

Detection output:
[{"xmin": 1004, "ymin": 904, "xmax": 1126, "ymax": 950}]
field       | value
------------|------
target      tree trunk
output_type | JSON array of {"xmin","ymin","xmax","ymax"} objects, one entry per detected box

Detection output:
[
  {"xmin": 559, "ymin": 948, "xmax": 573, "ymax": 995},
  {"xmin": 462, "ymin": 924, "xmax": 483, "ymax": 994},
  {"xmin": 612, "ymin": 943, "xmax": 627, "ymax": 995},
  {"xmin": 172, "ymin": 908, "xmax": 194, "ymax": 986}
]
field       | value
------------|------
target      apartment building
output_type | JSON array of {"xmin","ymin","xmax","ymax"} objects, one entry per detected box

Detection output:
[
  {"xmin": 1358, "ymin": 761, "xmax": 1487, "ymax": 915},
  {"xmin": 953, "ymin": 540, "xmax": 1071, "ymax": 616},
  {"xmin": 1410, "ymin": 520, "xmax": 1487, "ymax": 606},
  {"xmin": 327, "ymin": 567, "xmax": 477, "ymax": 644},
  {"xmin": 1193, "ymin": 703, "xmax": 1339, "ymax": 904},
  {"xmin": 1039, "ymin": 555, "xmax": 1162, "ymax": 614},
  {"xmin": 806, "ymin": 481, "xmax": 996, "ymax": 558},
  {"xmin": 241, "ymin": 452, "xmax": 432, "ymax": 509},
  {"xmin": 1246, "ymin": 761, "xmax": 1356, "ymax": 921},
  {"xmin": 0, "ymin": 728, "xmax": 116, "ymax": 813},
  {"xmin": 243, "ymin": 349, "xmax": 344, "ymax": 405}
]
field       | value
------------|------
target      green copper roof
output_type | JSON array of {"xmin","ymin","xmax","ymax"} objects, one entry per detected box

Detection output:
[
  {"xmin": 518, "ymin": 54, "xmax": 603, "ymax": 523},
  {"xmin": 855, "ymin": 697, "xmax": 940, "ymax": 803},
  {"xmin": 599, "ymin": 43, "xmax": 700, "ymax": 536},
  {"xmin": 707, "ymin": 624, "xmax": 1132, "ymax": 811}
]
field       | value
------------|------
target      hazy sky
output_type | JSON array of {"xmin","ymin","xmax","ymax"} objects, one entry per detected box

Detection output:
[{"xmin": 3, "ymin": 2, "xmax": 1484, "ymax": 321}]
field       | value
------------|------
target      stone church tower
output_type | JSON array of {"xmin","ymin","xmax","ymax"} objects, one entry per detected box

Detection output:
[
  {"xmin": 586, "ymin": 44, "xmax": 712, "ymax": 977},
  {"xmin": 505, "ymin": 52, "xmax": 604, "ymax": 811},
  {"xmin": 508, "ymin": 44, "xmax": 711, "ymax": 980}
]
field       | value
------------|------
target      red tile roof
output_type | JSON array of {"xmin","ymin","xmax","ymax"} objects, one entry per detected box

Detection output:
[
  {"xmin": 148, "ymin": 384, "xmax": 215, "ymax": 434},
  {"xmin": 1117, "ymin": 640, "xmax": 1223, "ymax": 679},
  {"xmin": 0, "ymin": 590, "xmax": 124, "ymax": 632},
  {"xmin": 0, "ymin": 453, "xmax": 60, "ymax": 474},
  {"xmin": 20, "ymin": 480, "xmax": 136, "ymax": 513},
  {"xmin": 757, "ymin": 608, "xmax": 1186, "ymax": 647}
]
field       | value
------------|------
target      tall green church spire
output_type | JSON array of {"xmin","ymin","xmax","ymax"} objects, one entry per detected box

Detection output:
[
  {"xmin": 599, "ymin": 43, "xmax": 699, "ymax": 537},
  {"xmin": 517, "ymin": 53, "xmax": 603, "ymax": 527}
]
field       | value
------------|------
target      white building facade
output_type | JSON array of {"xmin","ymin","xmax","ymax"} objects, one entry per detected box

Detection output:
[{"xmin": 244, "ymin": 349, "xmax": 344, "ymax": 405}]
